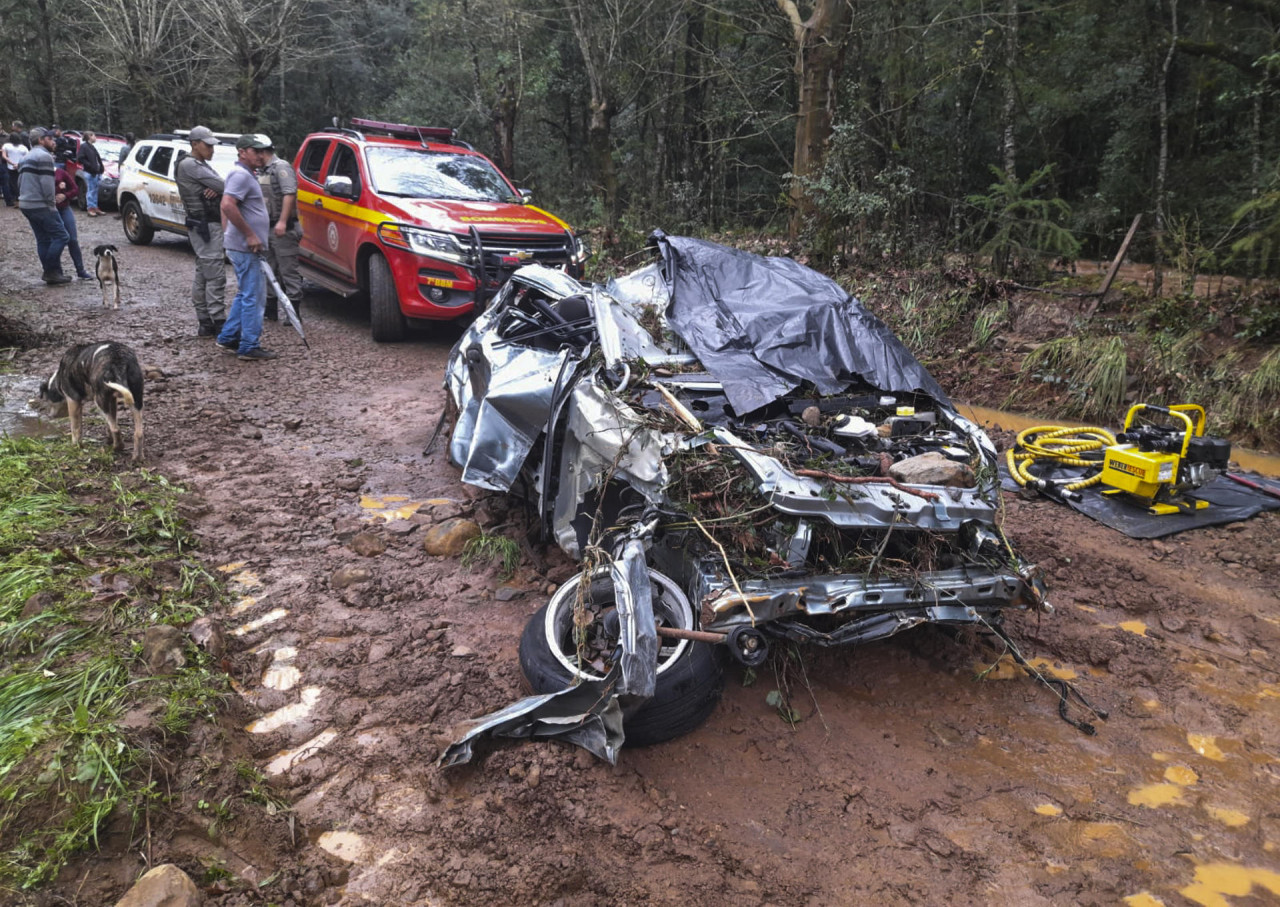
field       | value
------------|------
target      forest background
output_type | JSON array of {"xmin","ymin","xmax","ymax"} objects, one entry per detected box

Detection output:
[{"xmin": 4, "ymin": 0, "xmax": 1280, "ymax": 275}]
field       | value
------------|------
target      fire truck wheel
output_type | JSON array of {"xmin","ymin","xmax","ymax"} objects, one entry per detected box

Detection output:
[{"xmin": 368, "ymin": 253, "xmax": 406, "ymax": 342}]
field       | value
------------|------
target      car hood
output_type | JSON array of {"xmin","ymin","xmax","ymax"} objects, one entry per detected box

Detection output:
[{"xmin": 387, "ymin": 198, "xmax": 570, "ymax": 235}]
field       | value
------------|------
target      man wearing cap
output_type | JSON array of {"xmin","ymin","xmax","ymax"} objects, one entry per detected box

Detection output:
[
  {"xmin": 258, "ymin": 142, "xmax": 302, "ymax": 322},
  {"xmin": 216, "ymin": 133, "xmax": 278, "ymax": 361},
  {"xmin": 175, "ymin": 126, "xmax": 227, "ymax": 336},
  {"xmin": 17, "ymin": 127, "xmax": 72, "ymax": 285}
]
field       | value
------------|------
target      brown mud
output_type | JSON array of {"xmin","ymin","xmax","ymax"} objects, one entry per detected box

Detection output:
[{"xmin": 2, "ymin": 212, "xmax": 1278, "ymax": 906}]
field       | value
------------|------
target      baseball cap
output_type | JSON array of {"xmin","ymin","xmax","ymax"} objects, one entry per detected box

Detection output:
[
  {"xmin": 29, "ymin": 126, "xmax": 50, "ymax": 140},
  {"xmin": 235, "ymin": 133, "xmax": 272, "ymax": 150},
  {"xmin": 188, "ymin": 125, "xmax": 218, "ymax": 145}
]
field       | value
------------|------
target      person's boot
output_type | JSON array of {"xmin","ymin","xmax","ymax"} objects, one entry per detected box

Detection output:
[
  {"xmin": 43, "ymin": 271, "xmax": 71, "ymax": 285},
  {"xmin": 212, "ymin": 319, "xmax": 226, "ymax": 337},
  {"xmin": 264, "ymin": 301, "xmax": 279, "ymax": 322},
  {"xmin": 197, "ymin": 319, "xmax": 217, "ymax": 337}
]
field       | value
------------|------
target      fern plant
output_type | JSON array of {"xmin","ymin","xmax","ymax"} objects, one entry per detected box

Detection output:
[{"xmin": 965, "ymin": 164, "xmax": 1081, "ymax": 279}]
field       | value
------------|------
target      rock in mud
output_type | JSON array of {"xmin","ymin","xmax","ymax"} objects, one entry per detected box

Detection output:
[
  {"xmin": 347, "ymin": 532, "xmax": 386, "ymax": 557},
  {"xmin": 337, "ymin": 476, "xmax": 364, "ymax": 491},
  {"xmin": 422, "ymin": 518, "xmax": 482, "ymax": 557},
  {"xmin": 113, "ymin": 863, "xmax": 202, "ymax": 907},
  {"xmin": 142, "ymin": 626, "xmax": 187, "ymax": 674},
  {"xmin": 889, "ymin": 451, "xmax": 976, "ymax": 487},
  {"xmin": 186, "ymin": 616, "xmax": 226, "ymax": 659},
  {"xmin": 332, "ymin": 565, "xmax": 373, "ymax": 588}
]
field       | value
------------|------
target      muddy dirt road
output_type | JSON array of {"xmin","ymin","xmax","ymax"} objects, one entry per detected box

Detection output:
[{"xmin": 3, "ymin": 210, "xmax": 1279, "ymax": 907}]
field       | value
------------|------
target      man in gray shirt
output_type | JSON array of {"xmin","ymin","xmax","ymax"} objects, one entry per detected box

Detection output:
[
  {"xmin": 216, "ymin": 133, "xmax": 277, "ymax": 361},
  {"xmin": 175, "ymin": 126, "xmax": 227, "ymax": 336},
  {"xmin": 17, "ymin": 126, "xmax": 71, "ymax": 285}
]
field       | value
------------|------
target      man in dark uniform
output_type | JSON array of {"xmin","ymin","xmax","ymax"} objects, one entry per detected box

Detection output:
[
  {"xmin": 175, "ymin": 126, "xmax": 227, "ymax": 336},
  {"xmin": 258, "ymin": 143, "xmax": 302, "ymax": 321}
]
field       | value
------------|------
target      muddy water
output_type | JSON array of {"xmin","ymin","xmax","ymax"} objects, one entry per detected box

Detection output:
[
  {"xmin": 0, "ymin": 373, "xmax": 58, "ymax": 439},
  {"xmin": 959, "ymin": 402, "xmax": 1280, "ymax": 477}
]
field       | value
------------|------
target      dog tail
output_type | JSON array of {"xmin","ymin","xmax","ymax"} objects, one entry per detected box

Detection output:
[{"xmin": 105, "ymin": 381, "xmax": 138, "ymax": 410}]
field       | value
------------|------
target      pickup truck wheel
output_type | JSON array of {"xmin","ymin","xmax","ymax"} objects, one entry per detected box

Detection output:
[
  {"xmin": 519, "ymin": 568, "xmax": 727, "ymax": 747},
  {"xmin": 368, "ymin": 253, "xmax": 406, "ymax": 342},
  {"xmin": 121, "ymin": 199, "xmax": 154, "ymax": 245}
]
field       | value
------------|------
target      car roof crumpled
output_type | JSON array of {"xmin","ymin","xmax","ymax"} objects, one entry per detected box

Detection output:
[{"xmin": 650, "ymin": 231, "xmax": 951, "ymax": 416}]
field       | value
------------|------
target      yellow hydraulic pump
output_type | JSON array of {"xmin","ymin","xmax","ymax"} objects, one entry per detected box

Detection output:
[{"xmin": 1099, "ymin": 404, "xmax": 1231, "ymax": 515}]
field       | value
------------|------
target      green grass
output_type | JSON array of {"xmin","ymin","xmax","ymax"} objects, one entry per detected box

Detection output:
[
  {"xmin": 461, "ymin": 532, "xmax": 521, "ymax": 580},
  {"xmin": 0, "ymin": 437, "xmax": 226, "ymax": 891}
]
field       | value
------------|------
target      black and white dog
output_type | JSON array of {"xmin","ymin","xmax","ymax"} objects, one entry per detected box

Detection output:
[
  {"xmin": 93, "ymin": 244, "xmax": 122, "ymax": 310},
  {"xmin": 39, "ymin": 342, "xmax": 144, "ymax": 461}
]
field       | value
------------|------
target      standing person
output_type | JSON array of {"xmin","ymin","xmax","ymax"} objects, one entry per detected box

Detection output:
[
  {"xmin": 51, "ymin": 125, "xmax": 74, "ymax": 162},
  {"xmin": 216, "ymin": 133, "xmax": 278, "ymax": 361},
  {"xmin": 75, "ymin": 130, "xmax": 104, "ymax": 215},
  {"xmin": 118, "ymin": 132, "xmax": 135, "ymax": 165},
  {"xmin": 2, "ymin": 132, "xmax": 25, "ymax": 206},
  {"xmin": 258, "ymin": 142, "xmax": 302, "ymax": 321},
  {"xmin": 175, "ymin": 126, "xmax": 227, "ymax": 337},
  {"xmin": 54, "ymin": 151, "xmax": 94, "ymax": 281},
  {"xmin": 18, "ymin": 127, "xmax": 71, "ymax": 285}
]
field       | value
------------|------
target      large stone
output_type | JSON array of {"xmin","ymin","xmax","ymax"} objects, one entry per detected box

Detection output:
[
  {"xmin": 332, "ymin": 564, "xmax": 373, "ymax": 588},
  {"xmin": 114, "ymin": 863, "xmax": 203, "ymax": 907},
  {"xmin": 347, "ymin": 532, "xmax": 386, "ymax": 557},
  {"xmin": 888, "ymin": 452, "xmax": 975, "ymax": 488},
  {"xmin": 422, "ymin": 518, "xmax": 483, "ymax": 557},
  {"xmin": 142, "ymin": 626, "xmax": 186, "ymax": 674}
]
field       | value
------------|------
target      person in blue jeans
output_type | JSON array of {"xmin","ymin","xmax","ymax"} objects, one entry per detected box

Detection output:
[
  {"xmin": 216, "ymin": 134, "xmax": 278, "ymax": 361},
  {"xmin": 17, "ymin": 127, "xmax": 71, "ymax": 285},
  {"xmin": 54, "ymin": 152, "xmax": 94, "ymax": 280}
]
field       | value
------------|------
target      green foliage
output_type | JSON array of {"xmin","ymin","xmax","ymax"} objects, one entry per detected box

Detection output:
[
  {"xmin": 1017, "ymin": 334, "xmax": 1127, "ymax": 420},
  {"xmin": 1229, "ymin": 181, "xmax": 1280, "ymax": 276},
  {"xmin": 0, "ymin": 439, "xmax": 225, "ymax": 890},
  {"xmin": 461, "ymin": 532, "xmax": 521, "ymax": 580},
  {"xmin": 965, "ymin": 164, "xmax": 1081, "ymax": 279}
]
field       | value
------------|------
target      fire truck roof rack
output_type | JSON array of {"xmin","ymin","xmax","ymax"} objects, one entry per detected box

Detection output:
[{"xmin": 347, "ymin": 118, "xmax": 474, "ymax": 151}]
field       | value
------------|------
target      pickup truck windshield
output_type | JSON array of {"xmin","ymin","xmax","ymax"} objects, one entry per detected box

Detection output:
[{"xmin": 365, "ymin": 147, "xmax": 516, "ymax": 202}]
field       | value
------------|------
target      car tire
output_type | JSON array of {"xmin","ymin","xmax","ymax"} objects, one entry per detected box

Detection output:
[
  {"xmin": 121, "ymin": 199, "xmax": 154, "ymax": 245},
  {"xmin": 368, "ymin": 253, "xmax": 406, "ymax": 342},
  {"xmin": 518, "ymin": 568, "xmax": 727, "ymax": 747}
]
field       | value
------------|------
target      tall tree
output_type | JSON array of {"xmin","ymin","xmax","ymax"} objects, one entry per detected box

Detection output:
[{"xmin": 776, "ymin": 0, "xmax": 853, "ymax": 238}]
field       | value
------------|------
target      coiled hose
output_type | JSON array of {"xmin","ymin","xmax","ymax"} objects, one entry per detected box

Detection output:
[{"xmin": 1006, "ymin": 425, "xmax": 1117, "ymax": 501}]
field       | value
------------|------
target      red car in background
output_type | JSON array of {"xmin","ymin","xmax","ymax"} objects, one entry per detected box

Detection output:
[{"xmin": 294, "ymin": 118, "xmax": 588, "ymax": 341}]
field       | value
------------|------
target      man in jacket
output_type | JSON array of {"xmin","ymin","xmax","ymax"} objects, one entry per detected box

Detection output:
[
  {"xmin": 75, "ymin": 130, "xmax": 105, "ymax": 215},
  {"xmin": 18, "ymin": 127, "xmax": 71, "ymax": 285},
  {"xmin": 175, "ymin": 126, "xmax": 227, "ymax": 336}
]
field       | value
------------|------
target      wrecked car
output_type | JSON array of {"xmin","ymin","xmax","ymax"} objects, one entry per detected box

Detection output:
[{"xmin": 441, "ymin": 232, "xmax": 1048, "ymax": 763}]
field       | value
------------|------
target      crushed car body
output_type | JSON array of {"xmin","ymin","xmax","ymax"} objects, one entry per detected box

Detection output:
[{"xmin": 441, "ymin": 232, "xmax": 1048, "ymax": 765}]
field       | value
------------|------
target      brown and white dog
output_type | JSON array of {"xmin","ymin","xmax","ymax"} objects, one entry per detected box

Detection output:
[
  {"xmin": 93, "ymin": 244, "xmax": 122, "ymax": 310},
  {"xmin": 39, "ymin": 342, "xmax": 144, "ymax": 461}
]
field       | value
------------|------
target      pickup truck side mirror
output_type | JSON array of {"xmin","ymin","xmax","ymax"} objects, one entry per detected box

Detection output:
[
  {"xmin": 517, "ymin": 188, "xmax": 533, "ymax": 203},
  {"xmin": 325, "ymin": 175, "xmax": 356, "ymax": 199}
]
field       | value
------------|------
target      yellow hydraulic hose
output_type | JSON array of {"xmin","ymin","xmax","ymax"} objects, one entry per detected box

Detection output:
[{"xmin": 1006, "ymin": 425, "xmax": 1117, "ymax": 498}]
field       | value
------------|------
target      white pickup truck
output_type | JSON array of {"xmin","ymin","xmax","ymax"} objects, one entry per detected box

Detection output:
[{"xmin": 116, "ymin": 131, "xmax": 239, "ymax": 244}]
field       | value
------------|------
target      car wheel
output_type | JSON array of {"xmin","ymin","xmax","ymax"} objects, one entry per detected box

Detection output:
[
  {"xmin": 368, "ymin": 253, "xmax": 406, "ymax": 342},
  {"xmin": 519, "ymin": 567, "xmax": 727, "ymax": 746},
  {"xmin": 121, "ymin": 199, "xmax": 154, "ymax": 245}
]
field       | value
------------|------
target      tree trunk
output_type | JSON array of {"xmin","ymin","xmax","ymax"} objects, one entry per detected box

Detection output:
[
  {"xmin": 1153, "ymin": 0, "xmax": 1177, "ymax": 296},
  {"xmin": 1001, "ymin": 0, "xmax": 1018, "ymax": 178},
  {"xmin": 779, "ymin": 0, "xmax": 853, "ymax": 240}
]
